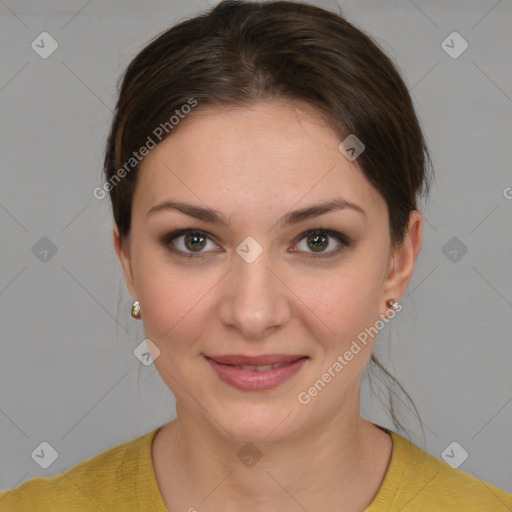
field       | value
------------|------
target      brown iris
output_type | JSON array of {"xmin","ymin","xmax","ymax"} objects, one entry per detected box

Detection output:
[{"xmin": 307, "ymin": 232, "xmax": 329, "ymax": 252}]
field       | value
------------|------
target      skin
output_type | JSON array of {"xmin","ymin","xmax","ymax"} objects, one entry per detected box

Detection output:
[{"xmin": 114, "ymin": 100, "xmax": 422, "ymax": 512}]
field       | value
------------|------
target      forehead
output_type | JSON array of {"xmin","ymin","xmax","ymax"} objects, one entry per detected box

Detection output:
[{"xmin": 134, "ymin": 101, "xmax": 386, "ymax": 223}]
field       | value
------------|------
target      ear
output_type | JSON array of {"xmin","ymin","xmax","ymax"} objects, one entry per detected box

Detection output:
[
  {"xmin": 380, "ymin": 210, "xmax": 423, "ymax": 313},
  {"xmin": 113, "ymin": 224, "xmax": 137, "ymax": 301}
]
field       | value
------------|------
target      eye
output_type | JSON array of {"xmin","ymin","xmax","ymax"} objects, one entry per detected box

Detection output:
[
  {"xmin": 161, "ymin": 228, "xmax": 351, "ymax": 259},
  {"xmin": 291, "ymin": 229, "xmax": 351, "ymax": 258},
  {"xmin": 161, "ymin": 228, "xmax": 220, "ymax": 258}
]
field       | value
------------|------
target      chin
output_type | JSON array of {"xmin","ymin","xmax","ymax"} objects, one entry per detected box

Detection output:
[{"xmin": 207, "ymin": 401, "xmax": 304, "ymax": 446}]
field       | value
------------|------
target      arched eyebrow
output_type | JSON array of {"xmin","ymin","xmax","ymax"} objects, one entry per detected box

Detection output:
[{"xmin": 146, "ymin": 198, "xmax": 366, "ymax": 227}]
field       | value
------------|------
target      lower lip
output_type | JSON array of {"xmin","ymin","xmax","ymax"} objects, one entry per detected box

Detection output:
[{"xmin": 205, "ymin": 357, "xmax": 308, "ymax": 391}]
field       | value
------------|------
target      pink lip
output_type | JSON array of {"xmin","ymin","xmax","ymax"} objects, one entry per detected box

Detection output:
[{"xmin": 204, "ymin": 355, "xmax": 308, "ymax": 391}]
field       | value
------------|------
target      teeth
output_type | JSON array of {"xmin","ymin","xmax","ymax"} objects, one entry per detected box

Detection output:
[{"xmin": 234, "ymin": 363, "xmax": 284, "ymax": 371}]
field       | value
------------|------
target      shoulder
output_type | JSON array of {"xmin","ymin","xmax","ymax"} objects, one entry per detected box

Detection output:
[
  {"xmin": 371, "ymin": 429, "xmax": 512, "ymax": 512},
  {"xmin": 0, "ymin": 429, "xmax": 161, "ymax": 512}
]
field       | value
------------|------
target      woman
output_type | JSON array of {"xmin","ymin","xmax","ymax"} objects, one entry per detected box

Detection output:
[{"xmin": 1, "ymin": 1, "xmax": 510, "ymax": 510}]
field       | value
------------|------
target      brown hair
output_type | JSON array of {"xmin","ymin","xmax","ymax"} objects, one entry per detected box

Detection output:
[{"xmin": 104, "ymin": 0, "xmax": 433, "ymax": 436}]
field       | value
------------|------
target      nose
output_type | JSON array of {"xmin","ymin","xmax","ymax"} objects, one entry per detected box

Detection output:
[{"xmin": 217, "ymin": 247, "xmax": 291, "ymax": 340}]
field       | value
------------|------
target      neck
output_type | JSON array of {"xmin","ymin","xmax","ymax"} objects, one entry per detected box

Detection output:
[{"xmin": 152, "ymin": 386, "xmax": 392, "ymax": 512}]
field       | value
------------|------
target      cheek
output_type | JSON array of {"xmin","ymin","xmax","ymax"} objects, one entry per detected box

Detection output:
[
  {"xmin": 136, "ymin": 269, "xmax": 214, "ymax": 393},
  {"xmin": 298, "ymin": 262, "xmax": 385, "ymax": 355},
  {"xmin": 137, "ymin": 268, "xmax": 211, "ymax": 347}
]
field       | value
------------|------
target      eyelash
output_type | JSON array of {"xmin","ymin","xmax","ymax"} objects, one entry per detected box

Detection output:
[{"xmin": 160, "ymin": 227, "xmax": 352, "ymax": 259}]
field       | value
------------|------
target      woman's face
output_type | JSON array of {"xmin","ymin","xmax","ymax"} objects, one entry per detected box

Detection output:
[{"xmin": 115, "ymin": 100, "xmax": 419, "ymax": 443}]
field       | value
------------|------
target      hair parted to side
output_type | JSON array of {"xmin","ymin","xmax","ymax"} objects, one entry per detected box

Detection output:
[{"xmin": 104, "ymin": 0, "xmax": 434, "ymax": 437}]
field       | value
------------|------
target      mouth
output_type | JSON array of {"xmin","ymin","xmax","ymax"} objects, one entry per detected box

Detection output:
[{"xmin": 203, "ymin": 354, "xmax": 309, "ymax": 391}]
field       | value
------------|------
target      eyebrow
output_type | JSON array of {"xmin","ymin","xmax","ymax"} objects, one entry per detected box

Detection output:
[{"xmin": 146, "ymin": 197, "xmax": 366, "ymax": 227}]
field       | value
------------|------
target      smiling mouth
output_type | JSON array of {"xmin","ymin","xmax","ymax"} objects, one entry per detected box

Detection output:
[{"xmin": 203, "ymin": 355, "xmax": 309, "ymax": 391}]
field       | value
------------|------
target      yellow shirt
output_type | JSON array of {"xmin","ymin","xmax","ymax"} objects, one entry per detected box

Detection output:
[{"xmin": 1, "ymin": 426, "xmax": 511, "ymax": 511}]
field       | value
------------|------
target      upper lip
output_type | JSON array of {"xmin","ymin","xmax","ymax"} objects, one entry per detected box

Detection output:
[{"xmin": 205, "ymin": 354, "xmax": 307, "ymax": 366}]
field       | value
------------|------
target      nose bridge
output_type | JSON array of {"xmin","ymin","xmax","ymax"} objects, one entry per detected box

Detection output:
[{"xmin": 219, "ymin": 240, "xmax": 290, "ymax": 337}]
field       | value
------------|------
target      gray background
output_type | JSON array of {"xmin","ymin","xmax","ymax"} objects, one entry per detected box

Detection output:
[{"xmin": 1, "ymin": 0, "xmax": 511, "ymax": 496}]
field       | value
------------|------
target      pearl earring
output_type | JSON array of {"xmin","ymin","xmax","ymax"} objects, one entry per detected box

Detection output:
[
  {"xmin": 386, "ymin": 299, "xmax": 399, "ymax": 310},
  {"xmin": 131, "ymin": 300, "xmax": 141, "ymax": 319}
]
